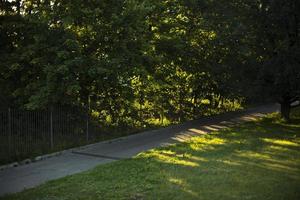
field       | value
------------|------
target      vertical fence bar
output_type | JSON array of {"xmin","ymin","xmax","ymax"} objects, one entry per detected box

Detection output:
[
  {"xmin": 50, "ymin": 108, "xmax": 54, "ymax": 149},
  {"xmin": 8, "ymin": 108, "xmax": 12, "ymax": 158},
  {"xmin": 86, "ymin": 96, "xmax": 90, "ymax": 143},
  {"xmin": 28, "ymin": 110, "xmax": 31, "ymax": 156},
  {"xmin": 86, "ymin": 112, "xmax": 89, "ymax": 143}
]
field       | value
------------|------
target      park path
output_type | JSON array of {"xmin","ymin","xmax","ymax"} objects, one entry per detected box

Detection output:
[{"xmin": 0, "ymin": 104, "xmax": 278, "ymax": 196}]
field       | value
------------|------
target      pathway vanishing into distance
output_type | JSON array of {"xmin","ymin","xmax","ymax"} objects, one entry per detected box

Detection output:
[{"xmin": 0, "ymin": 104, "xmax": 279, "ymax": 196}]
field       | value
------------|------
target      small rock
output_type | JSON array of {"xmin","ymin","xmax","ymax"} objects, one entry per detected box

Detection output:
[
  {"xmin": 35, "ymin": 156, "xmax": 42, "ymax": 161},
  {"xmin": 10, "ymin": 162, "xmax": 19, "ymax": 168}
]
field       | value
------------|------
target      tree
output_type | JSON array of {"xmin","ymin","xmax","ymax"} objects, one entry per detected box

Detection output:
[
  {"xmin": 250, "ymin": 0, "xmax": 300, "ymax": 121},
  {"xmin": 1, "ymin": 0, "xmax": 251, "ymax": 128},
  {"xmin": 200, "ymin": 0, "xmax": 300, "ymax": 121}
]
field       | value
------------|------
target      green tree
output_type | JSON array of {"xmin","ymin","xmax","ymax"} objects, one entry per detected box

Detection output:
[{"xmin": 246, "ymin": 0, "xmax": 300, "ymax": 121}]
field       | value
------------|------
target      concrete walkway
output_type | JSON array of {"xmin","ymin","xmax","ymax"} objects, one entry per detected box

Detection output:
[{"xmin": 0, "ymin": 104, "xmax": 278, "ymax": 196}]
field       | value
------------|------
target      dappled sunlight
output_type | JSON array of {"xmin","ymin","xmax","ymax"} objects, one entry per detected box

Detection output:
[
  {"xmin": 168, "ymin": 177, "xmax": 199, "ymax": 198},
  {"xmin": 235, "ymin": 113, "xmax": 265, "ymax": 122},
  {"xmin": 265, "ymin": 145, "xmax": 290, "ymax": 151},
  {"xmin": 74, "ymin": 110, "xmax": 300, "ymax": 198},
  {"xmin": 210, "ymin": 124, "xmax": 228, "ymax": 129},
  {"xmin": 236, "ymin": 116, "xmax": 258, "ymax": 121},
  {"xmin": 261, "ymin": 138, "xmax": 299, "ymax": 147},
  {"xmin": 237, "ymin": 151, "xmax": 272, "ymax": 160},
  {"xmin": 4, "ymin": 110, "xmax": 300, "ymax": 200},
  {"xmin": 187, "ymin": 128, "xmax": 207, "ymax": 135},
  {"xmin": 173, "ymin": 124, "xmax": 231, "ymax": 142},
  {"xmin": 221, "ymin": 160, "xmax": 241, "ymax": 166},
  {"xmin": 188, "ymin": 155, "xmax": 208, "ymax": 162},
  {"xmin": 189, "ymin": 137, "xmax": 227, "ymax": 151},
  {"xmin": 202, "ymin": 125, "xmax": 220, "ymax": 131},
  {"xmin": 220, "ymin": 121, "xmax": 235, "ymax": 126},
  {"xmin": 140, "ymin": 149, "xmax": 200, "ymax": 167},
  {"xmin": 168, "ymin": 177, "xmax": 185, "ymax": 185},
  {"xmin": 265, "ymin": 162, "xmax": 300, "ymax": 174},
  {"xmin": 234, "ymin": 150, "xmax": 300, "ymax": 176},
  {"xmin": 138, "ymin": 149, "xmax": 176, "ymax": 158},
  {"xmin": 172, "ymin": 133, "xmax": 196, "ymax": 142},
  {"xmin": 191, "ymin": 136, "xmax": 227, "ymax": 145},
  {"xmin": 2, "ymin": 0, "xmax": 300, "ymax": 198},
  {"xmin": 235, "ymin": 159, "xmax": 300, "ymax": 178}
]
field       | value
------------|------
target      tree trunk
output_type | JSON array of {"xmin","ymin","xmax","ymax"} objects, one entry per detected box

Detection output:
[{"xmin": 280, "ymin": 101, "xmax": 291, "ymax": 122}]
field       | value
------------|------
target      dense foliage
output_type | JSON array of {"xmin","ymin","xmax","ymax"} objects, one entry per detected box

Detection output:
[{"xmin": 0, "ymin": 0, "xmax": 299, "ymax": 123}]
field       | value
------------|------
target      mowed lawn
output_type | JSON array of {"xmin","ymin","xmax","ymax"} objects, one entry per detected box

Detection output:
[{"xmin": 2, "ymin": 110, "xmax": 300, "ymax": 200}]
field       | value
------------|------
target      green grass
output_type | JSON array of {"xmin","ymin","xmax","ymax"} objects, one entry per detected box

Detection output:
[{"xmin": 2, "ymin": 109, "xmax": 300, "ymax": 200}]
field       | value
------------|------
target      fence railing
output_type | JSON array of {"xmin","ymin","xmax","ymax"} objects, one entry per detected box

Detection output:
[{"xmin": 0, "ymin": 107, "xmax": 105, "ymax": 165}]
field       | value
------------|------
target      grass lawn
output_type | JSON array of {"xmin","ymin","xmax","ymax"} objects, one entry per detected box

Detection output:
[{"xmin": 2, "ymin": 110, "xmax": 300, "ymax": 200}]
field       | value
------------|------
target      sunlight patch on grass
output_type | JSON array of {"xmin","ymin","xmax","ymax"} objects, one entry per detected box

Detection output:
[
  {"xmin": 266, "ymin": 145, "xmax": 290, "ymax": 151},
  {"xmin": 264, "ymin": 162, "xmax": 300, "ymax": 174},
  {"xmin": 189, "ymin": 136, "xmax": 227, "ymax": 151},
  {"xmin": 237, "ymin": 151, "xmax": 272, "ymax": 160},
  {"xmin": 168, "ymin": 177, "xmax": 184, "ymax": 185},
  {"xmin": 140, "ymin": 149, "xmax": 199, "ymax": 167},
  {"xmin": 168, "ymin": 177, "xmax": 199, "ymax": 198},
  {"xmin": 192, "ymin": 136, "xmax": 226, "ymax": 145},
  {"xmin": 262, "ymin": 138, "xmax": 299, "ymax": 147},
  {"xmin": 221, "ymin": 160, "xmax": 241, "ymax": 166},
  {"xmin": 236, "ymin": 149, "xmax": 300, "ymax": 176}
]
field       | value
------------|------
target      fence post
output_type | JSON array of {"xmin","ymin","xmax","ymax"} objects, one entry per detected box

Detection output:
[
  {"xmin": 8, "ymin": 108, "xmax": 12, "ymax": 157},
  {"xmin": 86, "ymin": 95, "xmax": 90, "ymax": 143},
  {"xmin": 50, "ymin": 107, "xmax": 54, "ymax": 149},
  {"xmin": 86, "ymin": 115, "xmax": 89, "ymax": 143}
]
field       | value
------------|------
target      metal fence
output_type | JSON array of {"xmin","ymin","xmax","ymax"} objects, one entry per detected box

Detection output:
[{"xmin": 0, "ymin": 107, "xmax": 105, "ymax": 165}]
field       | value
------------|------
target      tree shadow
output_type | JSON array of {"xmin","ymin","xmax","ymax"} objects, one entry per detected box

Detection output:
[{"xmin": 133, "ymin": 115, "xmax": 300, "ymax": 199}]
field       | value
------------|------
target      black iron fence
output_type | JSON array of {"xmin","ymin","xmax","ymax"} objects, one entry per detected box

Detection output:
[{"xmin": 0, "ymin": 107, "xmax": 105, "ymax": 165}]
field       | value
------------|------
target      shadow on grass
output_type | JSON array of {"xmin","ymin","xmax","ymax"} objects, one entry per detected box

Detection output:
[{"xmin": 133, "ymin": 113, "xmax": 300, "ymax": 199}]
